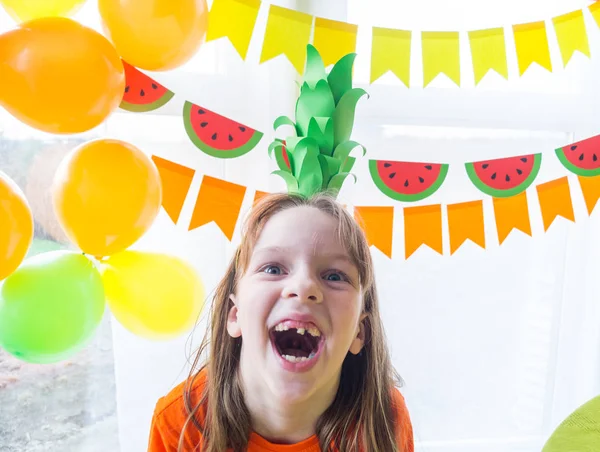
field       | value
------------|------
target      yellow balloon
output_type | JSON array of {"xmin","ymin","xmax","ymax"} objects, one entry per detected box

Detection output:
[
  {"xmin": 101, "ymin": 251, "xmax": 205, "ymax": 340},
  {"xmin": 0, "ymin": 0, "xmax": 87, "ymax": 23},
  {"xmin": 98, "ymin": 0, "xmax": 209, "ymax": 71}
]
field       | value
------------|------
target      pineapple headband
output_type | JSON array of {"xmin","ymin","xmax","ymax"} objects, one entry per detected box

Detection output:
[{"xmin": 268, "ymin": 45, "xmax": 368, "ymax": 199}]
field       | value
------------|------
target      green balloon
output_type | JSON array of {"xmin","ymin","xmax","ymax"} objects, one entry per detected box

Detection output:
[{"xmin": 0, "ymin": 250, "xmax": 105, "ymax": 364}]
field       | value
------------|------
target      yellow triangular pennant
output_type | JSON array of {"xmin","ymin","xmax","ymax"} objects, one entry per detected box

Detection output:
[
  {"xmin": 371, "ymin": 27, "xmax": 411, "ymax": 86},
  {"xmin": 552, "ymin": 10, "xmax": 590, "ymax": 67},
  {"xmin": 468, "ymin": 28, "xmax": 508, "ymax": 84},
  {"xmin": 313, "ymin": 18, "xmax": 358, "ymax": 67},
  {"xmin": 206, "ymin": 0, "xmax": 261, "ymax": 60},
  {"xmin": 589, "ymin": 2, "xmax": 600, "ymax": 29},
  {"xmin": 513, "ymin": 21, "xmax": 552, "ymax": 75},
  {"xmin": 260, "ymin": 5, "xmax": 313, "ymax": 74},
  {"xmin": 422, "ymin": 31, "xmax": 460, "ymax": 87}
]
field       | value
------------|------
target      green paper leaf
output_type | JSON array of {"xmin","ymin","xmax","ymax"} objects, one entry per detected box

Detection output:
[
  {"xmin": 327, "ymin": 53, "xmax": 357, "ymax": 105},
  {"xmin": 318, "ymin": 154, "xmax": 341, "ymax": 187},
  {"xmin": 333, "ymin": 88, "xmax": 368, "ymax": 148},
  {"xmin": 295, "ymin": 79, "xmax": 335, "ymax": 136},
  {"xmin": 268, "ymin": 140, "xmax": 285, "ymax": 158},
  {"xmin": 304, "ymin": 44, "xmax": 327, "ymax": 89},
  {"xmin": 273, "ymin": 115, "xmax": 297, "ymax": 134},
  {"xmin": 272, "ymin": 170, "xmax": 299, "ymax": 193},
  {"xmin": 327, "ymin": 172, "xmax": 356, "ymax": 196},
  {"xmin": 333, "ymin": 140, "xmax": 366, "ymax": 164},
  {"xmin": 307, "ymin": 117, "xmax": 334, "ymax": 155},
  {"xmin": 341, "ymin": 156, "xmax": 356, "ymax": 173},
  {"xmin": 293, "ymin": 139, "xmax": 323, "ymax": 197}
]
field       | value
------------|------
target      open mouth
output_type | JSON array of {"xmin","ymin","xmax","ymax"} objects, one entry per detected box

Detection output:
[{"xmin": 270, "ymin": 322, "xmax": 323, "ymax": 364}]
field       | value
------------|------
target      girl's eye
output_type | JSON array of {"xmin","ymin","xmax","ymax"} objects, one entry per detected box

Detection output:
[
  {"xmin": 262, "ymin": 265, "xmax": 283, "ymax": 275},
  {"xmin": 324, "ymin": 271, "xmax": 347, "ymax": 282}
]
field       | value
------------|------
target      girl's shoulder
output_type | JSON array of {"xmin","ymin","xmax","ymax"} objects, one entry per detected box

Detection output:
[{"xmin": 391, "ymin": 387, "xmax": 414, "ymax": 452}]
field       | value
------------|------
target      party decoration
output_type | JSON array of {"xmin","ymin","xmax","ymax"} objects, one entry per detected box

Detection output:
[
  {"xmin": 465, "ymin": 154, "xmax": 542, "ymax": 198},
  {"xmin": 268, "ymin": 44, "xmax": 367, "ymax": 198},
  {"xmin": 422, "ymin": 32, "xmax": 460, "ymax": 87},
  {"xmin": 151, "ymin": 156, "xmax": 196, "ymax": 224},
  {"xmin": 313, "ymin": 18, "xmax": 358, "ymax": 67},
  {"xmin": 492, "ymin": 193, "xmax": 532, "ymax": 244},
  {"xmin": 555, "ymin": 134, "xmax": 600, "ymax": 177},
  {"xmin": 98, "ymin": 0, "xmax": 209, "ymax": 71},
  {"xmin": 552, "ymin": 10, "xmax": 590, "ymax": 68},
  {"xmin": 0, "ymin": 0, "xmax": 86, "ymax": 23},
  {"xmin": 0, "ymin": 172, "xmax": 33, "ymax": 281},
  {"xmin": 183, "ymin": 101, "xmax": 263, "ymax": 159},
  {"xmin": 513, "ymin": 21, "xmax": 552, "ymax": 75},
  {"xmin": 468, "ymin": 28, "xmax": 508, "ymax": 85},
  {"xmin": 536, "ymin": 177, "xmax": 575, "ymax": 231},
  {"xmin": 0, "ymin": 17, "xmax": 124, "ymax": 134},
  {"xmin": 253, "ymin": 190, "xmax": 269, "ymax": 205},
  {"xmin": 52, "ymin": 139, "xmax": 162, "ymax": 257},
  {"xmin": 371, "ymin": 27, "xmax": 411, "ymax": 86},
  {"xmin": 0, "ymin": 251, "xmax": 105, "ymax": 364},
  {"xmin": 101, "ymin": 251, "xmax": 205, "ymax": 340},
  {"xmin": 120, "ymin": 61, "xmax": 174, "ymax": 112},
  {"xmin": 369, "ymin": 160, "xmax": 448, "ymax": 202},
  {"xmin": 577, "ymin": 175, "xmax": 600, "ymax": 215},
  {"xmin": 542, "ymin": 395, "xmax": 600, "ymax": 451},
  {"xmin": 206, "ymin": 0, "xmax": 260, "ymax": 60},
  {"xmin": 590, "ymin": 2, "xmax": 600, "ymax": 29},
  {"xmin": 354, "ymin": 206, "xmax": 394, "ymax": 258},
  {"xmin": 189, "ymin": 176, "xmax": 246, "ymax": 239},
  {"xmin": 404, "ymin": 205, "xmax": 443, "ymax": 259},
  {"xmin": 447, "ymin": 200, "xmax": 485, "ymax": 254},
  {"xmin": 260, "ymin": 5, "xmax": 313, "ymax": 74}
]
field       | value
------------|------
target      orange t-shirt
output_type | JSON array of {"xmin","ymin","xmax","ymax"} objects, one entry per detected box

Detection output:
[{"xmin": 148, "ymin": 369, "xmax": 414, "ymax": 452}]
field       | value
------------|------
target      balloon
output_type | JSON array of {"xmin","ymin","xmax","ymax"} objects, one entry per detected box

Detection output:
[
  {"xmin": 0, "ymin": 17, "xmax": 125, "ymax": 134},
  {"xmin": 0, "ymin": 0, "xmax": 87, "ymax": 23},
  {"xmin": 52, "ymin": 139, "xmax": 162, "ymax": 258},
  {"xmin": 0, "ymin": 251, "xmax": 105, "ymax": 364},
  {"xmin": 0, "ymin": 172, "xmax": 33, "ymax": 281},
  {"xmin": 101, "ymin": 251, "xmax": 205, "ymax": 339},
  {"xmin": 98, "ymin": 0, "xmax": 209, "ymax": 71}
]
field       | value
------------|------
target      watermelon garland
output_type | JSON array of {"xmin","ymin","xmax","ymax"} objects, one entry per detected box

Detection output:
[{"xmin": 119, "ymin": 61, "xmax": 174, "ymax": 112}]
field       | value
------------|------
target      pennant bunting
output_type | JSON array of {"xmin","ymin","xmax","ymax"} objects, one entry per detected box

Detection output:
[
  {"xmin": 422, "ymin": 31, "xmax": 460, "ymax": 87},
  {"xmin": 260, "ymin": 5, "xmax": 313, "ymax": 74},
  {"xmin": 447, "ymin": 200, "xmax": 485, "ymax": 254},
  {"xmin": 589, "ymin": 2, "xmax": 600, "ymax": 29},
  {"xmin": 536, "ymin": 176, "xmax": 575, "ymax": 231},
  {"xmin": 404, "ymin": 204, "xmax": 443, "ymax": 259},
  {"xmin": 189, "ymin": 176, "xmax": 247, "ymax": 239},
  {"xmin": 354, "ymin": 206, "xmax": 394, "ymax": 258},
  {"xmin": 313, "ymin": 18, "xmax": 358, "ymax": 67},
  {"xmin": 552, "ymin": 10, "xmax": 590, "ymax": 67},
  {"xmin": 492, "ymin": 193, "xmax": 532, "ymax": 244},
  {"xmin": 371, "ymin": 27, "xmax": 411, "ymax": 86},
  {"xmin": 513, "ymin": 21, "xmax": 553, "ymax": 75},
  {"xmin": 151, "ymin": 156, "xmax": 195, "ymax": 224},
  {"xmin": 577, "ymin": 175, "xmax": 600, "ymax": 215},
  {"xmin": 253, "ymin": 190, "xmax": 269, "ymax": 205},
  {"xmin": 468, "ymin": 28, "xmax": 508, "ymax": 84},
  {"xmin": 206, "ymin": 0, "xmax": 261, "ymax": 60}
]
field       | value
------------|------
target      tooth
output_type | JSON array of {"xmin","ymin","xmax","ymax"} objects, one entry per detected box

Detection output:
[
  {"xmin": 308, "ymin": 352, "xmax": 315, "ymax": 359},
  {"xmin": 282, "ymin": 325, "xmax": 289, "ymax": 331},
  {"xmin": 308, "ymin": 327, "xmax": 321, "ymax": 337},
  {"xmin": 296, "ymin": 328, "xmax": 305, "ymax": 335},
  {"xmin": 299, "ymin": 357, "xmax": 307, "ymax": 362}
]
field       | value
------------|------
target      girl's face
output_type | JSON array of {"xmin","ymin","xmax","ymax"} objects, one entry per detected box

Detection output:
[{"xmin": 228, "ymin": 206, "xmax": 365, "ymax": 404}]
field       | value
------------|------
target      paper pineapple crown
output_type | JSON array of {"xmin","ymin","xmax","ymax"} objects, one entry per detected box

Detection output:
[{"xmin": 268, "ymin": 44, "xmax": 368, "ymax": 198}]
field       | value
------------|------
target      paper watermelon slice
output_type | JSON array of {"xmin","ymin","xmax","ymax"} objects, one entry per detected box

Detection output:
[
  {"xmin": 465, "ymin": 153, "xmax": 541, "ymax": 198},
  {"xmin": 120, "ymin": 61, "xmax": 174, "ymax": 112},
  {"xmin": 183, "ymin": 101, "xmax": 263, "ymax": 159},
  {"xmin": 555, "ymin": 135, "xmax": 600, "ymax": 177},
  {"xmin": 369, "ymin": 159, "xmax": 449, "ymax": 202}
]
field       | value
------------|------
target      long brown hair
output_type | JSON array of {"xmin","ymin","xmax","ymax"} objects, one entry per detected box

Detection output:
[{"xmin": 180, "ymin": 192, "xmax": 404, "ymax": 451}]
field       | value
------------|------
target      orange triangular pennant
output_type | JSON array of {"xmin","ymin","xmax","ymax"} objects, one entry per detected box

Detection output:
[
  {"xmin": 536, "ymin": 177, "xmax": 575, "ymax": 231},
  {"xmin": 189, "ymin": 175, "xmax": 247, "ymax": 239},
  {"xmin": 577, "ymin": 175, "xmax": 600, "ymax": 215},
  {"xmin": 354, "ymin": 206, "xmax": 394, "ymax": 258},
  {"xmin": 403, "ymin": 205, "xmax": 443, "ymax": 259},
  {"xmin": 447, "ymin": 200, "xmax": 485, "ymax": 254},
  {"xmin": 151, "ymin": 156, "xmax": 195, "ymax": 224},
  {"xmin": 492, "ymin": 193, "xmax": 532, "ymax": 244},
  {"xmin": 253, "ymin": 190, "xmax": 269, "ymax": 205}
]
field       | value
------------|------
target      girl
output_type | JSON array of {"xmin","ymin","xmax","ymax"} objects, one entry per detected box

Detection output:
[{"xmin": 148, "ymin": 192, "xmax": 413, "ymax": 452}]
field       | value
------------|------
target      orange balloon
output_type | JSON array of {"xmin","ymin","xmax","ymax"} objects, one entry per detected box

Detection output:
[
  {"xmin": 0, "ymin": 17, "xmax": 125, "ymax": 134},
  {"xmin": 0, "ymin": 172, "xmax": 34, "ymax": 281},
  {"xmin": 52, "ymin": 139, "xmax": 162, "ymax": 258},
  {"xmin": 98, "ymin": 0, "xmax": 209, "ymax": 71}
]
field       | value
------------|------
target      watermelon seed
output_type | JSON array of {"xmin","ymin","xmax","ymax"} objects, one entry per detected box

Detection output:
[
  {"xmin": 520, "ymin": 157, "xmax": 527, "ymax": 163},
  {"xmin": 200, "ymin": 122, "xmax": 208, "ymax": 128},
  {"xmin": 389, "ymin": 172, "xmax": 396, "ymax": 179},
  {"xmin": 228, "ymin": 134, "xmax": 233, "ymax": 142},
  {"xmin": 140, "ymin": 89, "xmax": 145, "ymax": 97},
  {"xmin": 425, "ymin": 165, "xmax": 432, "ymax": 170},
  {"xmin": 125, "ymin": 86, "xmax": 130, "ymax": 93},
  {"xmin": 571, "ymin": 145, "xmax": 577, "ymax": 151},
  {"xmin": 491, "ymin": 173, "xmax": 497, "ymax": 180},
  {"xmin": 152, "ymin": 83, "xmax": 158, "ymax": 89},
  {"xmin": 482, "ymin": 163, "xmax": 489, "ymax": 169},
  {"xmin": 419, "ymin": 177, "xmax": 424, "ymax": 183},
  {"xmin": 404, "ymin": 180, "xmax": 409, "ymax": 187},
  {"xmin": 505, "ymin": 174, "xmax": 510, "ymax": 182},
  {"xmin": 198, "ymin": 109, "xmax": 205, "ymax": 114},
  {"xmin": 239, "ymin": 126, "xmax": 246, "ymax": 132},
  {"xmin": 212, "ymin": 133, "xmax": 218, "ymax": 141},
  {"xmin": 594, "ymin": 154, "xmax": 598, "ymax": 162},
  {"xmin": 384, "ymin": 163, "xmax": 392, "ymax": 168},
  {"xmin": 516, "ymin": 169, "xmax": 523, "ymax": 175},
  {"xmin": 579, "ymin": 153, "xmax": 584, "ymax": 161}
]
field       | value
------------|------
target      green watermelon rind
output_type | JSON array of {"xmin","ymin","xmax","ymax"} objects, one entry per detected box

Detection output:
[
  {"xmin": 275, "ymin": 147, "xmax": 291, "ymax": 172},
  {"xmin": 465, "ymin": 153, "xmax": 542, "ymax": 198},
  {"xmin": 369, "ymin": 159, "xmax": 449, "ymax": 202},
  {"xmin": 183, "ymin": 101, "xmax": 264, "ymax": 159},
  {"xmin": 120, "ymin": 90, "xmax": 175, "ymax": 113},
  {"xmin": 555, "ymin": 146, "xmax": 600, "ymax": 177}
]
